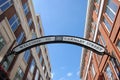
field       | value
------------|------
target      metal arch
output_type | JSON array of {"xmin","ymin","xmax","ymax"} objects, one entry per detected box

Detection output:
[{"xmin": 9, "ymin": 35, "xmax": 105, "ymax": 56}]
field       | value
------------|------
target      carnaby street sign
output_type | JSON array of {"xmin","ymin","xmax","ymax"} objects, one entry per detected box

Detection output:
[{"xmin": 10, "ymin": 35, "xmax": 105, "ymax": 55}]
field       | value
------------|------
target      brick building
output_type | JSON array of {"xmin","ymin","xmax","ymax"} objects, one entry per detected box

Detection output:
[
  {"xmin": 80, "ymin": 0, "xmax": 120, "ymax": 80},
  {"xmin": 0, "ymin": 0, "xmax": 51, "ymax": 80}
]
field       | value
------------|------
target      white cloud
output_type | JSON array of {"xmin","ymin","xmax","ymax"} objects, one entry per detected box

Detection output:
[
  {"xmin": 51, "ymin": 72, "xmax": 55, "ymax": 79},
  {"xmin": 67, "ymin": 72, "xmax": 72, "ymax": 77}
]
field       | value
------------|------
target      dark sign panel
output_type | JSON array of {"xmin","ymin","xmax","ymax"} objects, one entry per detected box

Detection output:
[{"xmin": 12, "ymin": 35, "xmax": 105, "ymax": 55}]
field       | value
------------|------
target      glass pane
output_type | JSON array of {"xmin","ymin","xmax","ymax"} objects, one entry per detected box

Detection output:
[
  {"xmin": 35, "ymin": 69, "xmax": 39, "ymax": 80},
  {"xmin": 23, "ymin": 3, "xmax": 27, "ymax": 9},
  {"xmin": 25, "ymin": 8, "xmax": 29, "ymax": 15},
  {"xmin": 14, "ymin": 67, "xmax": 24, "ymax": 80},
  {"xmin": 0, "ymin": 35, "xmax": 6, "ymax": 51},
  {"xmin": 30, "ymin": 59, "xmax": 35, "ymax": 73},
  {"xmin": 108, "ymin": 0, "xmax": 118, "ymax": 13},
  {"xmin": 23, "ymin": 3, "xmax": 29, "ymax": 15},
  {"xmin": 95, "ymin": 0, "xmax": 100, "ymax": 4},
  {"xmin": 103, "ymin": 18, "xmax": 111, "ymax": 32},
  {"xmin": 0, "ymin": 0, "xmax": 12, "ymax": 12},
  {"xmin": 32, "ymin": 33, "xmax": 37, "ymax": 39},
  {"xmin": 2, "ymin": 54, "xmax": 14, "ymax": 71},
  {"xmin": 9, "ymin": 14, "xmax": 16, "ymax": 25},
  {"xmin": 105, "ymin": 65, "xmax": 114, "ymax": 80},
  {"xmin": 28, "ymin": 18, "xmax": 32, "ymax": 27},
  {"xmin": 0, "ymin": 0, "xmax": 7, "ymax": 5},
  {"xmin": 16, "ymin": 32, "xmax": 24, "ymax": 44},
  {"xmin": 11, "ymin": 21, "xmax": 19, "ymax": 31},
  {"xmin": 36, "ymin": 46, "xmax": 40, "ymax": 54},
  {"xmin": 9, "ymin": 14, "xmax": 20, "ymax": 32},
  {"xmin": 40, "ymin": 56, "xmax": 42, "ymax": 64},
  {"xmin": 23, "ymin": 50, "xmax": 30, "ymax": 63},
  {"xmin": 100, "ymin": 35, "xmax": 106, "ymax": 46},
  {"xmin": 117, "ymin": 40, "xmax": 120, "ymax": 50},
  {"xmin": 106, "ymin": 7, "xmax": 115, "ymax": 21}
]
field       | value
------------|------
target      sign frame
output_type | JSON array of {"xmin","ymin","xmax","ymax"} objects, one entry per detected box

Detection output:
[{"xmin": 9, "ymin": 35, "xmax": 106, "ymax": 55}]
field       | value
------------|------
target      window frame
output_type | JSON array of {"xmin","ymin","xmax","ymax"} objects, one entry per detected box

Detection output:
[
  {"xmin": 23, "ymin": 49, "xmax": 31, "ymax": 63},
  {"xmin": 0, "ymin": 0, "xmax": 12, "ymax": 13},
  {"xmin": 103, "ymin": 17, "xmax": 111, "ymax": 33},
  {"xmin": 105, "ymin": 0, "xmax": 118, "ymax": 22},
  {"xmin": 13, "ymin": 67, "xmax": 24, "ymax": 80},
  {"xmin": 104, "ymin": 64, "xmax": 114, "ymax": 80},
  {"xmin": 91, "ymin": 64, "xmax": 96, "ymax": 78},
  {"xmin": 30, "ymin": 59, "xmax": 35, "ymax": 74},
  {"xmin": 28, "ymin": 18, "xmax": 32, "ymax": 27},
  {"xmin": 16, "ymin": 32, "xmax": 25, "ymax": 44},
  {"xmin": 0, "ymin": 34, "xmax": 6, "ymax": 51},
  {"xmin": 8, "ymin": 14, "xmax": 20, "ymax": 32},
  {"xmin": 23, "ymin": 2, "xmax": 29, "ymax": 15},
  {"xmin": 100, "ymin": 35, "xmax": 106, "ymax": 46}
]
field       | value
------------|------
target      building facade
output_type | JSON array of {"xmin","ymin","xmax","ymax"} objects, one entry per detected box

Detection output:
[
  {"xmin": 80, "ymin": 0, "xmax": 120, "ymax": 80},
  {"xmin": 0, "ymin": 0, "xmax": 51, "ymax": 80}
]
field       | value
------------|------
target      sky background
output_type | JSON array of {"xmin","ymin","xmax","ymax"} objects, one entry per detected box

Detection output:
[{"xmin": 33, "ymin": 0, "xmax": 88, "ymax": 80}]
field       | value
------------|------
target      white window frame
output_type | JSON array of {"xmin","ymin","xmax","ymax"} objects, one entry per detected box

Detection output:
[
  {"xmin": 0, "ymin": 0, "xmax": 12, "ymax": 13},
  {"xmin": 92, "ymin": 64, "xmax": 96, "ymax": 77}
]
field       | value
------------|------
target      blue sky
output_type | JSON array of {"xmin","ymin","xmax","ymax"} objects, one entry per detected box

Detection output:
[{"xmin": 33, "ymin": 0, "xmax": 88, "ymax": 80}]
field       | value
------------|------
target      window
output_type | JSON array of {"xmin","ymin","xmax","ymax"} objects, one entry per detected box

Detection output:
[
  {"xmin": 14, "ymin": 67, "xmax": 24, "ymax": 80},
  {"xmin": 36, "ymin": 46, "xmax": 40, "ymax": 54},
  {"xmin": 32, "ymin": 32, "xmax": 37, "ymax": 39},
  {"xmin": 92, "ymin": 22, "xmax": 96, "ymax": 27},
  {"xmin": 2, "ymin": 54, "xmax": 14, "ymax": 71},
  {"xmin": 28, "ymin": 18, "xmax": 32, "ymax": 27},
  {"xmin": 16, "ymin": 32, "xmax": 25, "ymax": 44},
  {"xmin": 91, "ymin": 64, "xmax": 96, "ymax": 77},
  {"xmin": 30, "ymin": 59, "xmax": 35, "ymax": 73},
  {"xmin": 105, "ymin": 0, "xmax": 118, "ymax": 21},
  {"xmin": 103, "ymin": 18, "xmax": 111, "ymax": 32},
  {"xmin": 0, "ymin": 34, "xmax": 6, "ymax": 51},
  {"xmin": 40, "ymin": 55, "xmax": 43, "ymax": 64},
  {"xmin": 95, "ymin": 0, "xmax": 100, "ymax": 4},
  {"xmin": 91, "ymin": 27, "xmax": 95, "ymax": 36},
  {"xmin": 117, "ymin": 40, "xmax": 120, "ymax": 51},
  {"xmin": 35, "ymin": 69, "xmax": 39, "ymax": 80},
  {"xmin": 0, "ymin": 0, "xmax": 12, "ymax": 12},
  {"xmin": 23, "ymin": 50, "xmax": 30, "ymax": 63},
  {"xmin": 94, "ymin": 7, "xmax": 98, "ymax": 14},
  {"xmin": 42, "ymin": 63, "xmax": 45, "ymax": 71},
  {"xmin": 9, "ymin": 14, "xmax": 20, "ymax": 32},
  {"xmin": 105, "ymin": 64, "xmax": 114, "ymax": 80},
  {"xmin": 111, "ymin": 58, "xmax": 120, "ymax": 79},
  {"xmin": 23, "ymin": 2, "xmax": 29, "ymax": 15},
  {"xmin": 106, "ymin": 7, "xmax": 115, "ymax": 21},
  {"xmin": 100, "ymin": 35, "xmax": 106, "ymax": 46},
  {"xmin": 110, "ymin": 52, "xmax": 120, "ymax": 79}
]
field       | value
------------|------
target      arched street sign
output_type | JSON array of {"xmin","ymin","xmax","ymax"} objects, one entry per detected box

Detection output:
[{"xmin": 9, "ymin": 35, "xmax": 105, "ymax": 55}]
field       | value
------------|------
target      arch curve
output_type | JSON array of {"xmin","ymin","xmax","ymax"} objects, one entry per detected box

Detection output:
[{"xmin": 10, "ymin": 35, "xmax": 105, "ymax": 55}]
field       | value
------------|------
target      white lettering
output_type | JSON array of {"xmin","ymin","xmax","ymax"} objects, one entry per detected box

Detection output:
[{"xmin": 13, "ymin": 36, "xmax": 105, "ymax": 54}]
